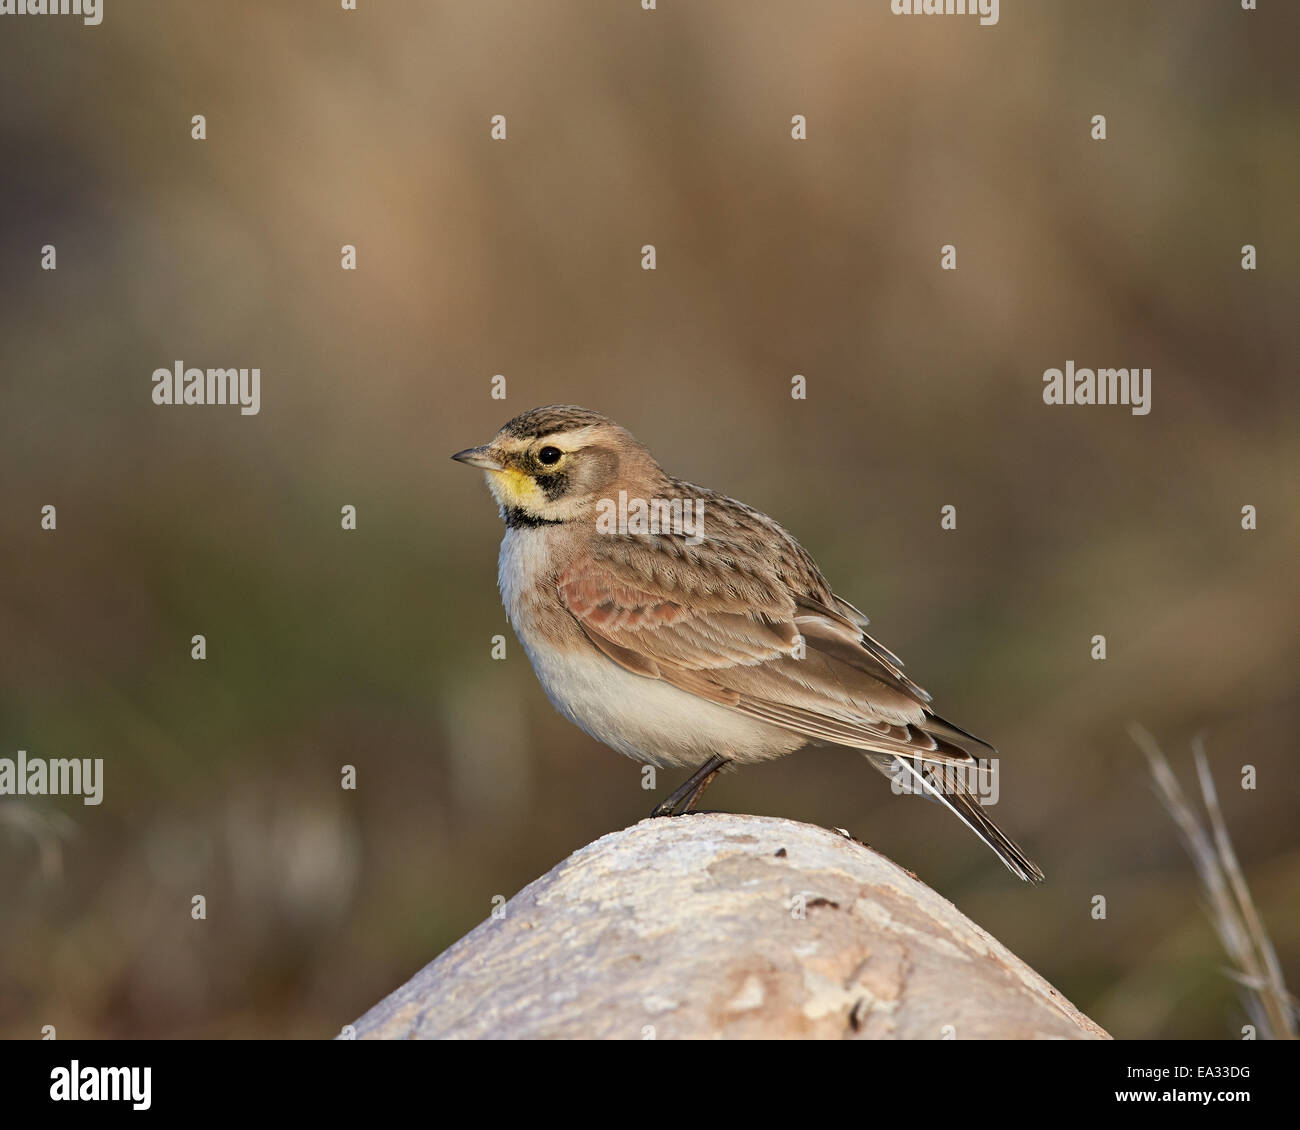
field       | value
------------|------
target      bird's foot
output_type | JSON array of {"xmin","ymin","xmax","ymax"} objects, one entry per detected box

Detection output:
[{"xmin": 648, "ymin": 800, "xmax": 678, "ymax": 818}]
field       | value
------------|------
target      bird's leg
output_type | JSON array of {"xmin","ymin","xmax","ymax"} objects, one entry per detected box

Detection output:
[
  {"xmin": 650, "ymin": 755, "xmax": 730, "ymax": 817},
  {"xmin": 677, "ymin": 758, "xmax": 728, "ymax": 814}
]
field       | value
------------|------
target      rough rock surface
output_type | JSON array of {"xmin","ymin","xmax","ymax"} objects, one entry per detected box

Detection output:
[{"xmin": 350, "ymin": 813, "xmax": 1109, "ymax": 1039}]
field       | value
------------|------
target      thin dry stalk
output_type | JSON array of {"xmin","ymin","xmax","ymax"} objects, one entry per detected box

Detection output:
[{"xmin": 1130, "ymin": 724, "xmax": 1296, "ymax": 1039}]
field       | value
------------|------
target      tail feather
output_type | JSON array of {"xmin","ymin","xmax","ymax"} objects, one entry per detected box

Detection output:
[{"xmin": 870, "ymin": 754, "xmax": 1045, "ymax": 883}]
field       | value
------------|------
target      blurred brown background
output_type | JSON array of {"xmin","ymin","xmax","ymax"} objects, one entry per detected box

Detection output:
[{"xmin": 1, "ymin": 1, "xmax": 1297, "ymax": 1039}]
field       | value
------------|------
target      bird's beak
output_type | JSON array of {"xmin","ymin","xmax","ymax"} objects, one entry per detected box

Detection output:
[{"xmin": 451, "ymin": 445, "xmax": 504, "ymax": 471}]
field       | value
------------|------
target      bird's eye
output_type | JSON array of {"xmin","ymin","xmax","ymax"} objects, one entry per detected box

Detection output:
[{"xmin": 537, "ymin": 446, "xmax": 562, "ymax": 465}]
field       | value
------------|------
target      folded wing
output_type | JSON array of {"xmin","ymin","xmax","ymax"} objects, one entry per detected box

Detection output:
[{"xmin": 557, "ymin": 528, "xmax": 993, "ymax": 769}]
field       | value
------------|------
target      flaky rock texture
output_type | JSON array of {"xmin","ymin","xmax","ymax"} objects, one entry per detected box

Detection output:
[{"xmin": 350, "ymin": 814, "xmax": 1108, "ymax": 1040}]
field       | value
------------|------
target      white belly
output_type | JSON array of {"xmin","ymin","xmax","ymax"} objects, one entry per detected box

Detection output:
[
  {"xmin": 498, "ymin": 528, "xmax": 807, "ymax": 768},
  {"xmin": 520, "ymin": 642, "xmax": 808, "ymax": 768}
]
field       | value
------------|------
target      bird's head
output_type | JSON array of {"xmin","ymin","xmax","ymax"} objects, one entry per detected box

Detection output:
[{"xmin": 452, "ymin": 405, "xmax": 663, "ymax": 526}]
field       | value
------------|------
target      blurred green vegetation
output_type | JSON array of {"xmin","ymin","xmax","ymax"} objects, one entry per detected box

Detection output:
[{"xmin": 1, "ymin": 1, "xmax": 1297, "ymax": 1038}]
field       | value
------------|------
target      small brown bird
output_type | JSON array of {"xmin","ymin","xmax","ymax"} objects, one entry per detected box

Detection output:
[{"xmin": 453, "ymin": 405, "xmax": 1043, "ymax": 881}]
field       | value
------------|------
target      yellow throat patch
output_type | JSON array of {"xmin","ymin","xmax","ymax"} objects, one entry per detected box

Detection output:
[{"xmin": 485, "ymin": 467, "xmax": 544, "ymax": 511}]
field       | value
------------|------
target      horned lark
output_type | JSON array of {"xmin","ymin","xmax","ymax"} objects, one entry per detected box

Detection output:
[{"xmin": 453, "ymin": 405, "xmax": 1044, "ymax": 881}]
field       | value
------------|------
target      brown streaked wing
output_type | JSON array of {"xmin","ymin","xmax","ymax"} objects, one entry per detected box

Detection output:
[{"xmin": 557, "ymin": 538, "xmax": 985, "ymax": 767}]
